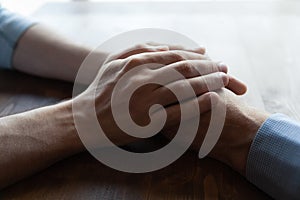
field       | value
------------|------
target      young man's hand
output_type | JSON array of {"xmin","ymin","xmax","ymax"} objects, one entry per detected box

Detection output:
[
  {"xmin": 162, "ymin": 89, "xmax": 269, "ymax": 175},
  {"xmin": 73, "ymin": 44, "xmax": 247, "ymax": 146}
]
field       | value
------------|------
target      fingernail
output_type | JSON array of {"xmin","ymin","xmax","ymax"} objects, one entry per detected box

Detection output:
[{"xmin": 217, "ymin": 62, "xmax": 228, "ymax": 73}]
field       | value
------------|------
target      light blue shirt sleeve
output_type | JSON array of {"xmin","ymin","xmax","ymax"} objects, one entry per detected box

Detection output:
[
  {"xmin": 246, "ymin": 114, "xmax": 300, "ymax": 200},
  {"xmin": 0, "ymin": 7, "xmax": 36, "ymax": 69}
]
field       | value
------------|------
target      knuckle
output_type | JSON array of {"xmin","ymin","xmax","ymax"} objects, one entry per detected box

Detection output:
[
  {"xmin": 105, "ymin": 60, "xmax": 124, "ymax": 74},
  {"xmin": 208, "ymin": 91, "xmax": 221, "ymax": 104},
  {"xmin": 169, "ymin": 51, "xmax": 185, "ymax": 61},
  {"xmin": 201, "ymin": 92, "xmax": 211, "ymax": 102},
  {"xmin": 125, "ymin": 57, "xmax": 142, "ymax": 69},
  {"xmin": 209, "ymin": 61, "xmax": 220, "ymax": 72},
  {"xmin": 196, "ymin": 54, "xmax": 210, "ymax": 61},
  {"xmin": 203, "ymin": 72, "xmax": 227, "ymax": 90},
  {"xmin": 134, "ymin": 44, "xmax": 147, "ymax": 49},
  {"xmin": 177, "ymin": 80, "xmax": 189, "ymax": 91},
  {"xmin": 129, "ymin": 69, "xmax": 152, "ymax": 84},
  {"xmin": 131, "ymin": 74, "xmax": 146, "ymax": 85},
  {"xmin": 202, "ymin": 91, "xmax": 218, "ymax": 103},
  {"xmin": 178, "ymin": 61, "xmax": 194, "ymax": 75},
  {"xmin": 217, "ymin": 72, "xmax": 229, "ymax": 85},
  {"xmin": 196, "ymin": 78, "xmax": 207, "ymax": 91}
]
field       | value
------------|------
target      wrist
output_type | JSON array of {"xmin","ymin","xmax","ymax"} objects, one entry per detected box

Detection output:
[
  {"xmin": 49, "ymin": 100, "xmax": 85, "ymax": 154},
  {"xmin": 214, "ymin": 107, "xmax": 270, "ymax": 175}
]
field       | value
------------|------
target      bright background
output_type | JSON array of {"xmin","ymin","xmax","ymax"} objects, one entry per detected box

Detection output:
[
  {"xmin": 0, "ymin": 0, "xmax": 293, "ymax": 15},
  {"xmin": 1, "ymin": 0, "xmax": 299, "ymax": 118}
]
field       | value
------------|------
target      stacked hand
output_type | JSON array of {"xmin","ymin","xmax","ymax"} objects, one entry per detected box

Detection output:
[{"xmin": 74, "ymin": 43, "xmax": 252, "ymax": 156}]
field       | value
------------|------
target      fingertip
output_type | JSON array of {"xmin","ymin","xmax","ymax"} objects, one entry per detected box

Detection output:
[
  {"xmin": 227, "ymin": 75, "xmax": 248, "ymax": 95},
  {"xmin": 234, "ymin": 81, "xmax": 247, "ymax": 95},
  {"xmin": 194, "ymin": 46, "xmax": 206, "ymax": 55},
  {"xmin": 217, "ymin": 62, "xmax": 228, "ymax": 73},
  {"xmin": 239, "ymin": 84, "xmax": 248, "ymax": 95},
  {"xmin": 220, "ymin": 73, "xmax": 230, "ymax": 87},
  {"xmin": 212, "ymin": 72, "xmax": 230, "ymax": 88}
]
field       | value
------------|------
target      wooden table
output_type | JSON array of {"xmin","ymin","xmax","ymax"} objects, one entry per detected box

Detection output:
[{"xmin": 1, "ymin": 1, "xmax": 300, "ymax": 199}]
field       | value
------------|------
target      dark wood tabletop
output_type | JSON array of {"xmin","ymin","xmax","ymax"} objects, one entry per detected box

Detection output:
[
  {"xmin": 1, "ymin": 1, "xmax": 300, "ymax": 199},
  {"xmin": 0, "ymin": 70, "xmax": 270, "ymax": 200}
]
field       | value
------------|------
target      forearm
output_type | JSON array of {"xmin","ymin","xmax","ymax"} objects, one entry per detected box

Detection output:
[
  {"xmin": 12, "ymin": 24, "xmax": 107, "ymax": 83},
  {"xmin": 0, "ymin": 101, "xmax": 83, "ymax": 189}
]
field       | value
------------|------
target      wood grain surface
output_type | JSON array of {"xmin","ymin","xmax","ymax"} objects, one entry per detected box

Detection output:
[
  {"xmin": 0, "ymin": 69, "xmax": 271, "ymax": 200},
  {"xmin": 1, "ymin": 1, "xmax": 300, "ymax": 199}
]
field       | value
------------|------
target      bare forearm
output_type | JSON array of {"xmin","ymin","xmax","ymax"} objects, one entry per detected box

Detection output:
[
  {"xmin": 12, "ymin": 24, "xmax": 107, "ymax": 83},
  {"xmin": 0, "ymin": 101, "xmax": 83, "ymax": 189}
]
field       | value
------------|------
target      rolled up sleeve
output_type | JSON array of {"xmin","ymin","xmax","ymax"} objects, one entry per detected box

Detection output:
[
  {"xmin": 0, "ymin": 7, "xmax": 36, "ymax": 69},
  {"xmin": 246, "ymin": 114, "xmax": 300, "ymax": 200}
]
